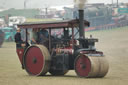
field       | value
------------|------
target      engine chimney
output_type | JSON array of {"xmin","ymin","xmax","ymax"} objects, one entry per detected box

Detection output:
[
  {"xmin": 74, "ymin": 0, "xmax": 87, "ymax": 39},
  {"xmin": 79, "ymin": 9, "xmax": 85, "ymax": 39}
]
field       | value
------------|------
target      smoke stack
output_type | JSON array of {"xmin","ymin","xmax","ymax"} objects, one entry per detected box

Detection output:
[
  {"xmin": 79, "ymin": 10, "xmax": 84, "ymax": 38},
  {"xmin": 74, "ymin": 0, "xmax": 87, "ymax": 38}
]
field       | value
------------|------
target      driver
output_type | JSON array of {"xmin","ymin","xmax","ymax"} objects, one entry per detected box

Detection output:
[{"xmin": 38, "ymin": 29, "xmax": 49, "ymax": 47}]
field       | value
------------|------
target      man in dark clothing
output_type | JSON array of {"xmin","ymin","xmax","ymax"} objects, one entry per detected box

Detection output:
[
  {"xmin": 14, "ymin": 28, "xmax": 24, "ymax": 48},
  {"xmin": 37, "ymin": 29, "xmax": 49, "ymax": 47}
]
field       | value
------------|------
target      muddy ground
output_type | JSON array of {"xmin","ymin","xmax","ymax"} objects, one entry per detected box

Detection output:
[{"xmin": 0, "ymin": 27, "xmax": 128, "ymax": 85}]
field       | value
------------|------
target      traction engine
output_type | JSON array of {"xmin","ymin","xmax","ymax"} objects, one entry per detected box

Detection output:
[{"xmin": 16, "ymin": 10, "xmax": 109, "ymax": 78}]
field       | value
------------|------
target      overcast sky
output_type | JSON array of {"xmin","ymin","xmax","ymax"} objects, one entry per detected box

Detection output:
[{"xmin": 0, "ymin": 0, "xmax": 127, "ymax": 9}]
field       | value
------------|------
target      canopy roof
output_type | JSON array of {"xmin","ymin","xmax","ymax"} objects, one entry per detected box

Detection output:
[{"xmin": 18, "ymin": 19, "xmax": 90, "ymax": 29}]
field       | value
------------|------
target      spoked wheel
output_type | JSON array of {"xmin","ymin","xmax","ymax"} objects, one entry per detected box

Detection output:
[
  {"xmin": 49, "ymin": 69, "xmax": 68, "ymax": 76},
  {"xmin": 23, "ymin": 45, "xmax": 51, "ymax": 76},
  {"xmin": 74, "ymin": 54, "xmax": 109, "ymax": 78}
]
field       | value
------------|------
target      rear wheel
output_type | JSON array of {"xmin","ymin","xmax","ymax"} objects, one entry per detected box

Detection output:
[
  {"xmin": 23, "ymin": 45, "xmax": 51, "ymax": 76},
  {"xmin": 74, "ymin": 54, "xmax": 109, "ymax": 78}
]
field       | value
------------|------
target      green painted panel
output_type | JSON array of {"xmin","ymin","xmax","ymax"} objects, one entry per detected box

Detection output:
[{"xmin": 118, "ymin": 8, "xmax": 128, "ymax": 14}]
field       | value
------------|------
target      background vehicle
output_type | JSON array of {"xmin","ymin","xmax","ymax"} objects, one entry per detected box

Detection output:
[
  {"xmin": 8, "ymin": 16, "xmax": 26, "ymax": 27},
  {"xmin": 0, "ymin": 29, "xmax": 5, "ymax": 47},
  {"xmin": 1, "ymin": 27, "xmax": 16, "ymax": 41},
  {"xmin": 0, "ymin": 18, "xmax": 6, "ymax": 28}
]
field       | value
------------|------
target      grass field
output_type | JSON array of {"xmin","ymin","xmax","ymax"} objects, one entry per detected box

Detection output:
[{"xmin": 0, "ymin": 27, "xmax": 128, "ymax": 85}]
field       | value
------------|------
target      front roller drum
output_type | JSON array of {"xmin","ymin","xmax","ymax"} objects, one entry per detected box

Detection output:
[
  {"xmin": 74, "ymin": 54, "xmax": 109, "ymax": 78},
  {"xmin": 23, "ymin": 45, "xmax": 51, "ymax": 76}
]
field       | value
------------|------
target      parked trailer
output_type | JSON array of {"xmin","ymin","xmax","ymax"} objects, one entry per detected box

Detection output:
[{"xmin": 16, "ymin": 19, "xmax": 109, "ymax": 78}]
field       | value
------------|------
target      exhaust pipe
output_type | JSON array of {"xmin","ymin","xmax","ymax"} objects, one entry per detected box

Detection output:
[
  {"xmin": 79, "ymin": 9, "xmax": 85, "ymax": 39},
  {"xmin": 74, "ymin": 0, "xmax": 87, "ymax": 38}
]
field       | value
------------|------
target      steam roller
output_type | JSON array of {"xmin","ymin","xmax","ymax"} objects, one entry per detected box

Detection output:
[{"xmin": 16, "ymin": 17, "xmax": 109, "ymax": 78}]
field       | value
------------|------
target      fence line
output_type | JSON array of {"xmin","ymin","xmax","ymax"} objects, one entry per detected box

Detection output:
[{"xmin": 85, "ymin": 20, "xmax": 128, "ymax": 31}]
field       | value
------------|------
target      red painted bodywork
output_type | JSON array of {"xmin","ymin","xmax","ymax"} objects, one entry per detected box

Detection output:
[
  {"xmin": 55, "ymin": 47, "xmax": 73, "ymax": 54},
  {"xmin": 55, "ymin": 40, "xmax": 76, "ymax": 54},
  {"xmin": 16, "ymin": 48, "xmax": 24, "ymax": 65}
]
